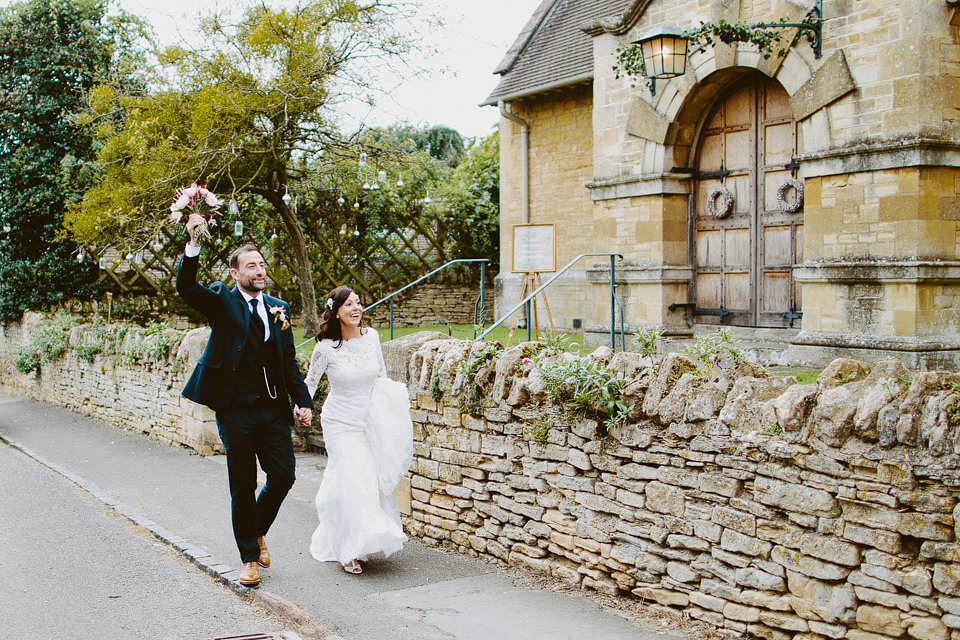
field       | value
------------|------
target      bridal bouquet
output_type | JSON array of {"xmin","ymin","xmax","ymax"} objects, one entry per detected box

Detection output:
[{"xmin": 168, "ymin": 183, "xmax": 222, "ymax": 241}]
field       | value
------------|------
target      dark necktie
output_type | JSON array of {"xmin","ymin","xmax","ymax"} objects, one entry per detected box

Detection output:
[{"xmin": 249, "ymin": 298, "xmax": 265, "ymax": 342}]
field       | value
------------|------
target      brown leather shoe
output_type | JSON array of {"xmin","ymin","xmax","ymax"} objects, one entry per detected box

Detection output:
[
  {"xmin": 238, "ymin": 561, "xmax": 260, "ymax": 586},
  {"xmin": 257, "ymin": 536, "xmax": 270, "ymax": 568}
]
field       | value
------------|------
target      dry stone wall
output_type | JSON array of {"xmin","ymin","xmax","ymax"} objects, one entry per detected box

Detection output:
[
  {"xmin": 6, "ymin": 313, "xmax": 960, "ymax": 639},
  {"xmin": 391, "ymin": 336, "xmax": 960, "ymax": 640},
  {"xmin": 0, "ymin": 315, "xmax": 224, "ymax": 455},
  {"xmin": 362, "ymin": 282, "xmax": 495, "ymax": 329}
]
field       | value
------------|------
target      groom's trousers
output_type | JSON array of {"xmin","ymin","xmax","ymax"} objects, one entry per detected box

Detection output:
[{"xmin": 215, "ymin": 394, "xmax": 296, "ymax": 564}]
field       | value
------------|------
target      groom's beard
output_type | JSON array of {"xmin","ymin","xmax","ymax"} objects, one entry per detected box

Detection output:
[{"xmin": 237, "ymin": 274, "xmax": 266, "ymax": 291}]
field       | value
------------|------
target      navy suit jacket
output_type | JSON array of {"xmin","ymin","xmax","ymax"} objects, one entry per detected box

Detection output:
[{"xmin": 176, "ymin": 251, "xmax": 313, "ymax": 413}]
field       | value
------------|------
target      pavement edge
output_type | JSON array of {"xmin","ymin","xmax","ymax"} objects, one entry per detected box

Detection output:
[{"xmin": 0, "ymin": 435, "xmax": 344, "ymax": 640}]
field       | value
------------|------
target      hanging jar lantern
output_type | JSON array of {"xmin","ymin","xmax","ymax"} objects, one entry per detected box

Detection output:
[{"xmin": 234, "ymin": 220, "xmax": 244, "ymax": 236}]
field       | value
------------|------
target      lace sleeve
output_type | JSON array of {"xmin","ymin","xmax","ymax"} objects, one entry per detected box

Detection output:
[{"xmin": 304, "ymin": 341, "xmax": 329, "ymax": 398}]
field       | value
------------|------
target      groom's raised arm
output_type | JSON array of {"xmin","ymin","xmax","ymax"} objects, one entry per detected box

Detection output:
[{"xmin": 176, "ymin": 215, "xmax": 221, "ymax": 319}]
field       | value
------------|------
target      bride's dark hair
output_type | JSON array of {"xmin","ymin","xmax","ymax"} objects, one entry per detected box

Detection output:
[{"xmin": 315, "ymin": 285, "xmax": 364, "ymax": 347}]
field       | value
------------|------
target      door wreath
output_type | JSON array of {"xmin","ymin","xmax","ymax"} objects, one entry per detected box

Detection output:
[
  {"xmin": 776, "ymin": 178, "xmax": 804, "ymax": 213},
  {"xmin": 706, "ymin": 186, "xmax": 734, "ymax": 218}
]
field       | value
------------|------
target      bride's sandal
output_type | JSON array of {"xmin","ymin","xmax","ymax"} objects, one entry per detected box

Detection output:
[{"xmin": 342, "ymin": 559, "xmax": 362, "ymax": 574}]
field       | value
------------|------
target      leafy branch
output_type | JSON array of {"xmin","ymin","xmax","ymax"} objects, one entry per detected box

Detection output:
[
  {"xmin": 685, "ymin": 18, "xmax": 794, "ymax": 60},
  {"xmin": 614, "ymin": 14, "xmax": 818, "ymax": 83}
]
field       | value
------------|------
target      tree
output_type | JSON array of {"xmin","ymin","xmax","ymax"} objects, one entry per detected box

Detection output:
[
  {"xmin": 439, "ymin": 127, "xmax": 500, "ymax": 269},
  {"xmin": 375, "ymin": 124, "xmax": 465, "ymax": 168},
  {"xmin": 0, "ymin": 0, "xmax": 147, "ymax": 320},
  {"xmin": 66, "ymin": 0, "xmax": 423, "ymax": 335}
]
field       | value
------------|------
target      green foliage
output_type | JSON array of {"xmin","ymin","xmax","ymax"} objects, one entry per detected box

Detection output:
[
  {"xmin": 614, "ymin": 15, "xmax": 812, "ymax": 86},
  {"xmin": 539, "ymin": 332, "xmax": 574, "ymax": 356},
  {"xmin": 439, "ymin": 129, "xmax": 500, "ymax": 269},
  {"xmin": 612, "ymin": 40, "xmax": 647, "ymax": 86},
  {"xmin": 633, "ymin": 327, "xmax": 663, "ymax": 358},
  {"xmin": 122, "ymin": 321, "xmax": 177, "ymax": 364},
  {"xmin": 684, "ymin": 328, "xmax": 745, "ymax": 371},
  {"xmin": 762, "ymin": 423, "xmax": 783, "ymax": 436},
  {"xmin": 74, "ymin": 316, "xmax": 112, "ymax": 362},
  {"xmin": 377, "ymin": 124, "xmax": 466, "ymax": 168},
  {"xmin": 429, "ymin": 363, "xmax": 444, "ymax": 403},
  {"xmin": 529, "ymin": 418, "xmax": 551, "ymax": 445},
  {"xmin": 0, "ymin": 0, "xmax": 147, "ymax": 320},
  {"xmin": 685, "ymin": 18, "xmax": 795, "ymax": 59},
  {"xmin": 456, "ymin": 345, "xmax": 500, "ymax": 380},
  {"xmin": 941, "ymin": 379, "xmax": 960, "ymax": 427},
  {"xmin": 67, "ymin": 0, "xmax": 425, "ymax": 334},
  {"xmin": 13, "ymin": 312, "xmax": 77, "ymax": 374},
  {"xmin": 456, "ymin": 345, "xmax": 500, "ymax": 418},
  {"xmin": 537, "ymin": 355, "xmax": 628, "ymax": 431}
]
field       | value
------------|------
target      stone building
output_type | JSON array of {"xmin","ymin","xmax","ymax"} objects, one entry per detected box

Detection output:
[{"xmin": 483, "ymin": 0, "xmax": 960, "ymax": 369}]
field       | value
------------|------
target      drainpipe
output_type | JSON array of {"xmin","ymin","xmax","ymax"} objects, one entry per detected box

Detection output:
[{"xmin": 499, "ymin": 100, "xmax": 529, "ymax": 223}]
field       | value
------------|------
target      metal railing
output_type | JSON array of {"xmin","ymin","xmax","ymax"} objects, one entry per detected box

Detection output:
[
  {"xmin": 477, "ymin": 253, "xmax": 626, "ymax": 350},
  {"xmin": 365, "ymin": 259, "xmax": 490, "ymax": 340}
]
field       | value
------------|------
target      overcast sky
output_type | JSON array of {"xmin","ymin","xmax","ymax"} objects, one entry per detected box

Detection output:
[{"xmin": 114, "ymin": 0, "xmax": 543, "ymax": 139}]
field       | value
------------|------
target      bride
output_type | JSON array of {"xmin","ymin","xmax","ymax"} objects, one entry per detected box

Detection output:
[{"xmin": 304, "ymin": 286, "xmax": 408, "ymax": 574}]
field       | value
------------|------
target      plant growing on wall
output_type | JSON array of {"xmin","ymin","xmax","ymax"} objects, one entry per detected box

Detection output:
[
  {"xmin": 614, "ymin": 13, "xmax": 819, "ymax": 85},
  {"xmin": 683, "ymin": 328, "xmax": 746, "ymax": 372},
  {"xmin": 456, "ymin": 344, "xmax": 500, "ymax": 418},
  {"xmin": 633, "ymin": 327, "xmax": 663, "ymax": 359},
  {"xmin": 537, "ymin": 356, "xmax": 628, "ymax": 432},
  {"xmin": 122, "ymin": 321, "xmax": 179, "ymax": 364},
  {"xmin": 14, "ymin": 312, "xmax": 77, "ymax": 374}
]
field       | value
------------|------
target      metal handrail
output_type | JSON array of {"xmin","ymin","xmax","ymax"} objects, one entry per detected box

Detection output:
[
  {"xmin": 366, "ymin": 259, "xmax": 490, "ymax": 340},
  {"xmin": 477, "ymin": 253, "xmax": 625, "ymax": 350},
  {"xmin": 296, "ymin": 259, "xmax": 490, "ymax": 349}
]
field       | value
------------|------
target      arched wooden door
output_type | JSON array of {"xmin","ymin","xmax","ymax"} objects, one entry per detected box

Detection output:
[{"xmin": 692, "ymin": 74, "xmax": 804, "ymax": 328}]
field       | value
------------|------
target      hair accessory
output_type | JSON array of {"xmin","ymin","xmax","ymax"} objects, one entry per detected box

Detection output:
[{"xmin": 325, "ymin": 298, "xmax": 334, "ymax": 310}]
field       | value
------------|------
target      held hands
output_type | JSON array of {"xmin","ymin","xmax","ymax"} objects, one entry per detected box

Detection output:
[
  {"xmin": 185, "ymin": 213, "xmax": 206, "ymax": 246},
  {"xmin": 296, "ymin": 407, "xmax": 313, "ymax": 427}
]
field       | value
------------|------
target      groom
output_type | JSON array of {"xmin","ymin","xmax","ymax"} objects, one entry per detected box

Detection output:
[{"xmin": 177, "ymin": 213, "xmax": 313, "ymax": 587}]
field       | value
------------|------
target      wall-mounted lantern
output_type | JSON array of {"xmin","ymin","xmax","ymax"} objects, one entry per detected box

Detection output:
[{"xmin": 633, "ymin": 26, "xmax": 688, "ymax": 96}]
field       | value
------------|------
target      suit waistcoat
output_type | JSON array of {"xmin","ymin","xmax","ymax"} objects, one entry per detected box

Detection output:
[{"xmin": 234, "ymin": 312, "xmax": 282, "ymax": 404}]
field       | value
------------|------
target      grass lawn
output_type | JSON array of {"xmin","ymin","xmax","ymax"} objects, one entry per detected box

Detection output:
[
  {"xmin": 295, "ymin": 324, "xmax": 585, "ymax": 358},
  {"xmin": 771, "ymin": 369, "xmax": 820, "ymax": 384}
]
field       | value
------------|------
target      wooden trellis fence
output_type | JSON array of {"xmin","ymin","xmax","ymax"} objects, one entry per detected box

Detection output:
[{"xmin": 93, "ymin": 212, "xmax": 481, "ymax": 314}]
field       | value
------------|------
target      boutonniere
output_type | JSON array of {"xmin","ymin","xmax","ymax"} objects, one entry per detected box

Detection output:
[{"xmin": 269, "ymin": 305, "xmax": 290, "ymax": 331}]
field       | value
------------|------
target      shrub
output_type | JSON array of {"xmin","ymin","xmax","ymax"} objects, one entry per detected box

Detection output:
[
  {"xmin": 633, "ymin": 327, "xmax": 663, "ymax": 359},
  {"xmin": 684, "ymin": 328, "xmax": 745, "ymax": 371},
  {"xmin": 122, "ymin": 321, "xmax": 177, "ymax": 364},
  {"xmin": 537, "ymin": 355, "xmax": 628, "ymax": 432},
  {"xmin": 13, "ymin": 311, "xmax": 77, "ymax": 374}
]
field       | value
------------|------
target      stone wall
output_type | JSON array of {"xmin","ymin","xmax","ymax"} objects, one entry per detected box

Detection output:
[
  {"xmin": 0, "ymin": 315, "xmax": 225, "ymax": 455},
  {"xmin": 364, "ymin": 281, "xmax": 495, "ymax": 329},
  {"xmin": 7, "ymin": 313, "xmax": 960, "ymax": 639},
  {"xmin": 395, "ymin": 336, "xmax": 960, "ymax": 640}
]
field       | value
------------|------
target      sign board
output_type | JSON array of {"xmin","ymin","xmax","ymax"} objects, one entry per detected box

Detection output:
[{"xmin": 512, "ymin": 224, "xmax": 556, "ymax": 273}]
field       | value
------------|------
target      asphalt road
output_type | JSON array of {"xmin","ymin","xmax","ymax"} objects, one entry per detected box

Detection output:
[{"xmin": 0, "ymin": 437, "xmax": 291, "ymax": 640}]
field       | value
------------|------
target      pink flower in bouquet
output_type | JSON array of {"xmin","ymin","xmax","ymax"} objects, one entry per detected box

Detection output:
[{"xmin": 168, "ymin": 183, "xmax": 222, "ymax": 240}]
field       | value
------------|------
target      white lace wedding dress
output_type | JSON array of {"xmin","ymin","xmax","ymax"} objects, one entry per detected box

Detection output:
[{"xmin": 304, "ymin": 328, "xmax": 407, "ymax": 564}]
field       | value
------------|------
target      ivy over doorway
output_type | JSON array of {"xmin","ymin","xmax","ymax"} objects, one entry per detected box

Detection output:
[{"xmin": 614, "ymin": 14, "xmax": 820, "ymax": 85}]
